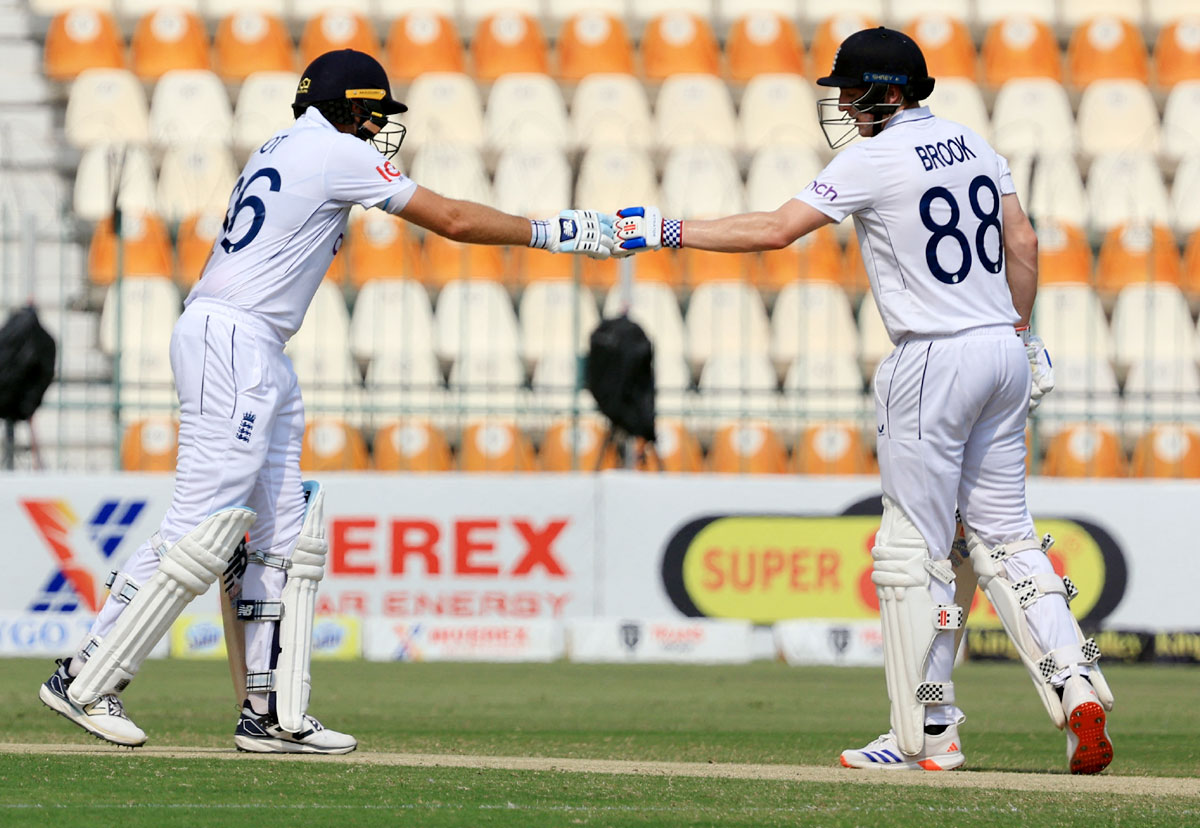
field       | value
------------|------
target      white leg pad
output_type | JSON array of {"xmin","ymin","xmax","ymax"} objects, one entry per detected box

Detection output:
[
  {"xmin": 872, "ymin": 497, "xmax": 963, "ymax": 756},
  {"xmin": 68, "ymin": 507, "xmax": 256, "ymax": 705},
  {"xmin": 274, "ymin": 481, "xmax": 326, "ymax": 732}
]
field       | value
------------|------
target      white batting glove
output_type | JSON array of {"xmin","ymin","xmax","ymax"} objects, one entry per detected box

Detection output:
[
  {"xmin": 1019, "ymin": 326, "xmax": 1054, "ymax": 413},
  {"xmin": 530, "ymin": 210, "xmax": 614, "ymax": 259},
  {"xmin": 613, "ymin": 206, "xmax": 682, "ymax": 256}
]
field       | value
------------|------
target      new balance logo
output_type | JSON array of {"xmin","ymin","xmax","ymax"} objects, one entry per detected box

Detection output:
[
  {"xmin": 558, "ymin": 218, "xmax": 577, "ymax": 240},
  {"xmin": 236, "ymin": 412, "xmax": 256, "ymax": 443}
]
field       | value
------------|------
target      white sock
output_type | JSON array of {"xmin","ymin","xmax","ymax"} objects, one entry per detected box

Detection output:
[{"xmin": 248, "ymin": 693, "xmax": 270, "ymax": 715}]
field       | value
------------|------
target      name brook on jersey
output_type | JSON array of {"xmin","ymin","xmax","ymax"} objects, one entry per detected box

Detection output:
[{"xmin": 914, "ymin": 135, "xmax": 976, "ymax": 172}]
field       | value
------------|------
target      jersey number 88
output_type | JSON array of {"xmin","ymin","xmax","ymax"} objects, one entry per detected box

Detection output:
[{"xmin": 918, "ymin": 175, "xmax": 1003, "ymax": 285}]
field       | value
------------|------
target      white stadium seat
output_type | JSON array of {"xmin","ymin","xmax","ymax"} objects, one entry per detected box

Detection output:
[
  {"xmin": 1122, "ymin": 358, "xmax": 1200, "ymax": 438},
  {"xmin": 1034, "ymin": 285, "xmax": 1115, "ymax": 363},
  {"xmin": 205, "ymin": 0, "xmax": 286, "ymax": 19},
  {"xmin": 409, "ymin": 144, "xmax": 493, "ymax": 205},
  {"xmin": 685, "ymin": 281, "xmax": 771, "ymax": 372},
  {"xmin": 783, "ymin": 352, "xmax": 866, "ymax": 427},
  {"xmin": 696, "ymin": 353, "xmax": 779, "ymax": 424},
  {"xmin": 1060, "ymin": 0, "xmax": 1144, "ymax": 29},
  {"xmin": 156, "ymin": 145, "xmax": 238, "ymax": 223},
  {"xmin": 518, "ymin": 280, "xmax": 599, "ymax": 366},
  {"xmin": 1161, "ymin": 80, "xmax": 1200, "ymax": 163},
  {"xmin": 233, "ymin": 71, "xmax": 300, "ymax": 158},
  {"xmin": 364, "ymin": 348, "xmax": 449, "ymax": 426},
  {"xmin": 1034, "ymin": 353, "xmax": 1122, "ymax": 439},
  {"xmin": 770, "ymin": 281, "xmax": 860, "ymax": 374},
  {"xmin": 603, "ymin": 282, "xmax": 686, "ymax": 363},
  {"xmin": 715, "ymin": 1, "xmax": 801, "ymax": 28},
  {"xmin": 655, "ymin": 74, "xmax": 738, "ymax": 152},
  {"xmin": 1076, "ymin": 80, "xmax": 1161, "ymax": 157},
  {"xmin": 857, "ymin": 291, "xmax": 892, "ymax": 377},
  {"xmin": 991, "ymin": 79, "xmax": 1077, "ymax": 158},
  {"xmin": 738, "ymin": 74, "xmax": 824, "ymax": 154},
  {"xmin": 630, "ymin": 0, "xmax": 712, "ymax": 25},
  {"xmin": 1111, "ymin": 283, "xmax": 1198, "ymax": 371},
  {"xmin": 148, "ymin": 70, "xmax": 234, "ymax": 149},
  {"xmin": 99, "ymin": 275, "xmax": 180, "ymax": 356},
  {"xmin": 570, "ymin": 73, "xmax": 653, "ymax": 153},
  {"xmin": 745, "ymin": 144, "xmax": 822, "ymax": 212},
  {"xmin": 458, "ymin": 0, "xmax": 540, "ymax": 26},
  {"xmin": 1087, "ymin": 153, "xmax": 1170, "ymax": 233},
  {"xmin": 661, "ymin": 146, "xmax": 745, "ymax": 220},
  {"xmin": 65, "ymin": 68, "xmax": 149, "ymax": 149},
  {"xmin": 530, "ymin": 353, "xmax": 596, "ymax": 419},
  {"xmin": 400, "ymin": 73, "xmax": 484, "ymax": 154},
  {"xmin": 484, "ymin": 73, "xmax": 569, "ymax": 154},
  {"xmin": 348, "ymin": 279, "xmax": 436, "ymax": 363},
  {"xmin": 889, "ymin": 0, "xmax": 969, "ymax": 25},
  {"xmin": 446, "ymin": 350, "xmax": 527, "ymax": 423},
  {"xmin": 434, "ymin": 278, "xmax": 520, "ymax": 364},
  {"xmin": 1008, "ymin": 153, "xmax": 1089, "ymax": 229},
  {"xmin": 975, "ymin": 0, "xmax": 1056, "ymax": 26},
  {"xmin": 924, "ymin": 77, "xmax": 991, "ymax": 142},
  {"xmin": 287, "ymin": 280, "xmax": 365, "ymax": 425},
  {"xmin": 73, "ymin": 144, "xmax": 158, "ymax": 223},
  {"xmin": 493, "ymin": 148, "xmax": 571, "ymax": 218},
  {"xmin": 575, "ymin": 146, "xmax": 659, "ymax": 211}
]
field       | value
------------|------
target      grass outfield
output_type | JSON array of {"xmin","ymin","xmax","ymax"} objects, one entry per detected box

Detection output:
[{"xmin": 2, "ymin": 658, "xmax": 1198, "ymax": 827}]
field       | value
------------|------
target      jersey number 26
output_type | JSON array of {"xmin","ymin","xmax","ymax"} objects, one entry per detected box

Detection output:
[{"xmin": 220, "ymin": 167, "xmax": 282, "ymax": 254}]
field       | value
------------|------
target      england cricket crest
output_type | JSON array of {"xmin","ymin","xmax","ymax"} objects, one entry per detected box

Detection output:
[
  {"xmin": 620, "ymin": 621, "xmax": 641, "ymax": 652},
  {"xmin": 828, "ymin": 627, "xmax": 850, "ymax": 656}
]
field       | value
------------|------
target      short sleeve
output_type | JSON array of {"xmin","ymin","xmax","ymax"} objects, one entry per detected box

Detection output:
[
  {"xmin": 792, "ymin": 145, "xmax": 878, "ymax": 223},
  {"xmin": 322, "ymin": 135, "xmax": 417, "ymax": 211},
  {"xmin": 996, "ymin": 152, "xmax": 1016, "ymax": 196}
]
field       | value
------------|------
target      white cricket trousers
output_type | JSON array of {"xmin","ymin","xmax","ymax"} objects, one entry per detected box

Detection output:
[
  {"xmin": 83, "ymin": 298, "xmax": 306, "ymax": 684},
  {"xmin": 874, "ymin": 324, "xmax": 1080, "ymax": 724}
]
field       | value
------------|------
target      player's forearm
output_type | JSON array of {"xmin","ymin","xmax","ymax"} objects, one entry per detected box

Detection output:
[
  {"xmin": 433, "ymin": 198, "xmax": 534, "ymax": 246},
  {"xmin": 680, "ymin": 212, "xmax": 796, "ymax": 252},
  {"xmin": 1004, "ymin": 227, "xmax": 1038, "ymax": 327}
]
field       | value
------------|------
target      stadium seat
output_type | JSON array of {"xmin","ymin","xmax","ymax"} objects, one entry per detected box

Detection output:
[
  {"xmin": 459, "ymin": 421, "xmax": 537, "ymax": 472},
  {"xmin": 1147, "ymin": 0, "xmax": 1200, "ymax": 32},
  {"xmin": 300, "ymin": 419, "xmax": 370, "ymax": 471},
  {"xmin": 1034, "ymin": 353, "xmax": 1122, "ymax": 440},
  {"xmin": 637, "ymin": 417, "xmax": 703, "ymax": 473},
  {"xmin": 810, "ymin": 13, "xmax": 880, "ymax": 82},
  {"xmin": 653, "ymin": 354, "xmax": 695, "ymax": 423},
  {"xmin": 529, "ymin": 352, "xmax": 594, "ymax": 423},
  {"xmin": 131, "ymin": 8, "xmax": 210, "ymax": 81},
  {"xmin": 386, "ymin": 10, "xmax": 463, "ymax": 81},
  {"xmin": 372, "ymin": 418, "xmax": 453, "ymax": 471},
  {"xmin": 471, "ymin": 12, "xmax": 549, "ymax": 82},
  {"xmin": 889, "ymin": 0, "xmax": 970, "ymax": 25},
  {"xmin": 924, "ymin": 77, "xmax": 991, "ymax": 140},
  {"xmin": 175, "ymin": 212, "xmax": 222, "ymax": 287},
  {"xmin": 857, "ymin": 291, "xmax": 892, "ymax": 377},
  {"xmin": 903, "ymin": 14, "xmax": 976, "ymax": 79},
  {"xmin": 726, "ymin": 12, "xmax": 804, "ymax": 83},
  {"xmin": 839, "ymin": 237, "xmax": 872, "ymax": 296},
  {"xmin": 642, "ymin": 11, "xmax": 720, "ymax": 81},
  {"xmin": 714, "ymin": 0, "xmax": 801, "ymax": 28},
  {"xmin": 495, "ymin": 147, "xmax": 571, "ymax": 219},
  {"xmin": 982, "ymin": 16, "xmax": 1062, "ymax": 87},
  {"xmin": 213, "ymin": 11, "xmax": 294, "ymax": 83},
  {"xmin": 1033, "ymin": 284, "xmax": 1114, "ymax": 362},
  {"xmin": 484, "ymin": 73, "xmax": 569, "ymax": 154},
  {"xmin": 655, "ymin": 74, "xmax": 737, "ymax": 151},
  {"xmin": 74, "ymin": 144, "xmax": 158, "ymax": 223},
  {"xmin": 1155, "ymin": 17, "xmax": 1200, "ymax": 89},
  {"xmin": 1184, "ymin": 229, "xmax": 1200, "ymax": 297},
  {"xmin": 37, "ymin": 309, "xmax": 110, "ymax": 383},
  {"xmin": 575, "ymin": 146, "xmax": 659, "ymax": 214},
  {"xmin": 233, "ymin": 71, "xmax": 300, "ymax": 157},
  {"xmin": 685, "ymin": 281, "xmax": 771, "ymax": 372},
  {"xmin": 991, "ymin": 79, "xmax": 1077, "ymax": 157},
  {"xmin": 423, "ymin": 235, "xmax": 507, "ymax": 289},
  {"xmin": 661, "ymin": 146, "xmax": 745, "ymax": 220},
  {"xmin": 156, "ymin": 145, "xmax": 238, "ymax": 224},
  {"xmin": 1161, "ymin": 80, "xmax": 1200, "ymax": 162},
  {"xmin": 557, "ymin": 12, "xmax": 634, "ymax": 82},
  {"xmin": 519, "ymin": 280, "xmax": 599, "ymax": 367},
  {"xmin": 203, "ymin": 0, "xmax": 286, "ymax": 18},
  {"xmin": 1111, "ymin": 282, "xmax": 1197, "ymax": 371},
  {"xmin": 745, "ymin": 143, "xmax": 822, "ymax": 213},
  {"xmin": 1067, "ymin": 17, "xmax": 1150, "ymax": 88},
  {"xmin": 43, "ymin": 8, "xmax": 124, "ymax": 82},
  {"xmin": 629, "ymin": 0, "xmax": 713, "ymax": 25},
  {"xmin": 1095, "ymin": 223, "xmax": 1182, "ymax": 295},
  {"xmin": 602, "ymin": 282, "xmax": 687, "ymax": 363},
  {"xmin": 88, "ymin": 212, "xmax": 173, "ymax": 285},
  {"xmin": 365, "ymin": 349, "xmax": 449, "ymax": 427},
  {"xmin": 148, "ymin": 70, "xmax": 234, "ymax": 149},
  {"xmin": 679, "ymin": 249, "xmax": 750, "ymax": 287},
  {"xmin": 1036, "ymin": 221, "xmax": 1093, "ymax": 286},
  {"xmin": 98, "ymin": 275, "xmax": 180, "ymax": 355},
  {"xmin": 539, "ymin": 417, "xmax": 619, "ymax": 471},
  {"xmin": 570, "ymin": 73, "xmax": 653, "ymax": 152},
  {"xmin": 447, "ymin": 350, "xmax": 527, "ymax": 424},
  {"xmin": 1131, "ymin": 424, "xmax": 1200, "ymax": 477},
  {"xmin": 1076, "ymin": 79, "xmax": 1161, "ymax": 157},
  {"xmin": 401, "ymin": 73, "xmax": 485, "ymax": 153},
  {"xmin": 408, "ymin": 143, "xmax": 492, "ymax": 205},
  {"xmin": 65, "ymin": 68, "xmax": 148, "ymax": 149},
  {"xmin": 34, "ymin": 383, "xmax": 116, "ymax": 456},
  {"xmin": 770, "ymin": 281, "xmax": 859, "ymax": 374},
  {"xmin": 1008, "ymin": 154, "xmax": 1090, "ymax": 232},
  {"xmin": 289, "ymin": 321, "xmax": 367, "ymax": 427},
  {"xmin": 1041, "ymin": 424, "xmax": 1127, "ymax": 477},
  {"xmin": 434, "ymin": 278, "xmax": 520, "ymax": 364},
  {"xmin": 581, "ymin": 247, "xmax": 680, "ymax": 291},
  {"xmin": 508, "ymin": 246, "xmax": 574, "ymax": 285},
  {"xmin": 299, "ymin": 11, "xmax": 380, "ymax": 68},
  {"xmin": 757, "ymin": 228, "xmax": 844, "ymax": 293},
  {"xmin": 975, "ymin": 0, "xmax": 1055, "ymax": 27},
  {"xmin": 346, "ymin": 213, "xmax": 423, "ymax": 288},
  {"xmin": 1087, "ymin": 153, "xmax": 1171, "ymax": 234},
  {"xmin": 292, "ymin": 0, "xmax": 369, "ymax": 22},
  {"xmin": 696, "ymin": 354, "xmax": 780, "ymax": 425},
  {"xmin": 791, "ymin": 421, "xmax": 876, "ymax": 475},
  {"xmin": 1122, "ymin": 358, "xmax": 1200, "ymax": 437},
  {"xmin": 121, "ymin": 417, "xmax": 178, "ymax": 472},
  {"xmin": 1060, "ymin": 0, "xmax": 1145, "ymax": 29},
  {"xmin": 738, "ymin": 75, "xmax": 824, "ymax": 154},
  {"xmin": 459, "ymin": 0, "xmax": 540, "ymax": 28},
  {"xmin": 350, "ymin": 277, "xmax": 435, "ymax": 362},
  {"xmin": 783, "ymin": 352, "xmax": 866, "ymax": 426},
  {"xmin": 708, "ymin": 420, "xmax": 788, "ymax": 474}
]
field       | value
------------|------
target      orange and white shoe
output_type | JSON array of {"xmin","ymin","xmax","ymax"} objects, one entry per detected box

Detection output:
[
  {"xmin": 839, "ymin": 726, "xmax": 964, "ymax": 771},
  {"xmin": 1062, "ymin": 674, "xmax": 1113, "ymax": 774}
]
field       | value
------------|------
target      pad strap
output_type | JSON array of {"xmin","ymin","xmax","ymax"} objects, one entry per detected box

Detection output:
[
  {"xmin": 933, "ymin": 604, "xmax": 963, "ymax": 630},
  {"xmin": 1037, "ymin": 638, "xmax": 1103, "ymax": 681},
  {"xmin": 236, "ymin": 599, "xmax": 283, "ymax": 621},
  {"xmin": 246, "ymin": 671, "xmax": 275, "ymax": 693},
  {"xmin": 1013, "ymin": 572, "xmax": 1072, "ymax": 609},
  {"xmin": 104, "ymin": 571, "xmax": 140, "ymax": 604},
  {"xmin": 249, "ymin": 550, "xmax": 291, "ymax": 571}
]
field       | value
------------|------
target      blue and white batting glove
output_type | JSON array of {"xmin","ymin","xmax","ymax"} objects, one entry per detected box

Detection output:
[
  {"xmin": 1018, "ymin": 326, "xmax": 1054, "ymax": 413},
  {"xmin": 530, "ymin": 210, "xmax": 614, "ymax": 259},
  {"xmin": 612, "ymin": 206, "xmax": 683, "ymax": 256}
]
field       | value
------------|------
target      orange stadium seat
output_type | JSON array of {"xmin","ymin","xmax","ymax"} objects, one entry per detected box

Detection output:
[
  {"xmin": 1038, "ymin": 221, "xmax": 1094, "ymax": 285},
  {"xmin": 121, "ymin": 417, "xmax": 178, "ymax": 472},
  {"xmin": 840, "ymin": 238, "xmax": 872, "ymax": 296},
  {"xmin": 757, "ymin": 226, "xmax": 843, "ymax": 293},
  {"xmin": 1183, "ymin": 229, "xmax": 1200, "ymax": 298},
  {"xmin": 582, "ymin": 249, "xmax": 681, "ymax": 292},
  {"xmin": 131, "ymin": 8, "xmax": 210, "ymax": 82},
  {"xmin": 346, "ymin": 212, "xmax": 424, "ymax": 288},
  {"xmin": 637, "ymin": 419, "xmax": 704, "ymax": 473},
  {"xmin": 88, "ymin": 213, "xmax": 174, "ymax": 286},
  {"xmin": 726, "ymin": 12, "xmax": 804, "ymax": 83},
  {"xmin": 1154, "ymin": 18, "xmax": 1200, "ymax": 89},
  {"xmin": 642, "ymin": 11, "xmax": 720, "ymax": 81},
  {"xmin": 557, "ymin": 11, "xmax": 634, "ymax": 82},
  {"xmin": 1041, "ymin": 424, "xmax": 1127, "ymax": 477},
  {"xmin": 1068, "ymin": 17, "xmax": 1150, "ymax": 88},
  {"xmin": 904, "ymin": 14, "xmax": 977, "ymax": 80},
  {"xmin": 175, "ymin": 213, "xmax": 222, "ymax": 288},
  {"xmin": 810, "ymin": 13, "xmax": 879, "ymax": 82},
  {"xmin": 301, "ymin": 418, "xmax": 370, "ymax": 471},
  {"xmin": 423, "ymin": 234, "xmax": 508, "ymax": 289},
  {"xmin": 44, "ymin": 8, "xmax": 124, "ymax": 82},
  {"xmin": 214, "ymin": 11, "xmax": 294, "ymax": 83},
  {"xmin": 373, "ymin": 419, "xmax": 453, "ymax": 472},
  {"xmin": 539, "ymin": 418, "xmax": 619, "ymax": 471},
  {"xmin": 508, "ymin": 246, "xmax": 572, "ymax": 284},
  {"xmin": 791, "ymin": 421, "xmax": 877, "ymax": 475},
  {"xmin": 300, "ymin": 11, "xmax": 381, "ymax": 68},
  {"xmin": 708, "ymin": 421, "xmax": 788, "ymax": 474},
  {"xmin": 386, "ymin": 11, "xmax": 464, "ymax": 82},
  {"xmin": 981, "ymin": 16, "xmax": 1062, "ymax": 87},
  {"xmin": 471, "ymin": 11, "xmax": 549, "ymax": 82},
  {"xmin": 459, "ymin": 421, "xmax": 537, "ymax": 472},
  {"xmin": 1095, "ymin": 223, "xmax": 1182, "ymax": 295},
  {"xmin": 680, "ymin": 249, "xmax": 750, "ymax": 286},
  {"xmin": 1131, "ymin": 424, "xmax": 1200, "ymax": 477}
]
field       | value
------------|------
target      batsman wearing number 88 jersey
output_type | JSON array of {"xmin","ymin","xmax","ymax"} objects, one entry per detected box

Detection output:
[
  {"xmin": 612, "ymin": 27, "xmax": 1113, "ymax": 774},
  {"xmin": 38, "ymin": 49, "xmax": 614, "ymax": 753}
]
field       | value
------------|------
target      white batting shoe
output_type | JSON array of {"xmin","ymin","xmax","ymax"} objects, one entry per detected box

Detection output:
[
  {"xmin": 38, "ymin": 658, "xmax": 147, "ymax": 748},
  {"xmin": 234, "ymin": 702, "xmax": 357, "ymax": 755},
  {"xmin": 1062, "ymin": 674, "xmax": 1113, "ymax": 775},
  {"xmin": 840, "ymin": 726, "xmax": 965, "ymax": 771}
]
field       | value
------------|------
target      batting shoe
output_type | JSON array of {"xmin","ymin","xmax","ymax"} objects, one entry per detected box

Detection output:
[
  {"xmin": 1062, "ymin": 674, "xmax": 1113, "ymax": 775},
  {"xmin": 840, "ymin": 726, "xmax": 965, "ymax": 771},
  {"xmin": 234, "ymin": 701, "xmax": 357, "ymax": 754},
  {"xmin": 38, "ymin": 658, "xmax": 147, "ymax": 748}
]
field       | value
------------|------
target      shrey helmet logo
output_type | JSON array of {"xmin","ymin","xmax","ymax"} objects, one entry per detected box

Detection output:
[{"xmin": 297, "ymin": 77, "xmax": 311, "ymax": 93}]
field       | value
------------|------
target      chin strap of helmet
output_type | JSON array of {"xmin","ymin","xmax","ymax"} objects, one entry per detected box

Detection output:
[
  {"xmin": 350, "ymin": 100, "xmax": 406, "ymax": 160},
  {"xmin": 852, "ymin": 83, "xmax": 902, "ymax": 136}
]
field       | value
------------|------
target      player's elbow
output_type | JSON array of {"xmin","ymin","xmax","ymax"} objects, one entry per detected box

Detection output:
[
  {"xmin": 435, "ymin": 202, "xmax": 473, "ymax": 242},
  {"xmin": 762, "ymin": 219, "xmax": 796, "ymax": 251},
  {"xmin": 1007, "ymin": 223, "xmax": 1038, "ymax": 262}
]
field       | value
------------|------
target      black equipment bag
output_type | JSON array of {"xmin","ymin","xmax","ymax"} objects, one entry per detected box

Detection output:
[
  {"xmin": 0, "ymin": 305, "xmax": 57, "ymax": 421},
  {"xmin": 585, "ymin": 314, "xmax": 656, "ymax": 442}
]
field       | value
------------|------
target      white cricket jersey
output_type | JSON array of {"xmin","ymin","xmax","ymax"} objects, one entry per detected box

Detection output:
[
  {"xmin": 794, "ymin": 106, "xmax": 1019, "ymax": 344},
  {"xmin": 188, "ymin": 108, "xmax": 417, "ymax": 342}
]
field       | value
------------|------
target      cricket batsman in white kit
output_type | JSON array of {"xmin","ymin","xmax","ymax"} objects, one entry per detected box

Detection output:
[
  {"xmin": 39, "ymin": 49, "xmax": 614, "ymax": 752},
  {"xmin": 612, "ymin": 28, "xmax": 1114, "ymax": 774}
]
